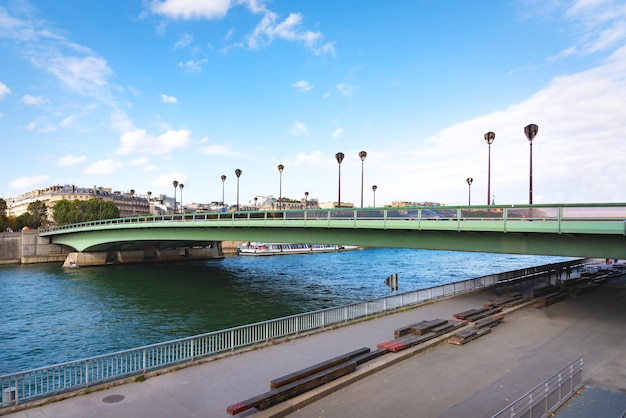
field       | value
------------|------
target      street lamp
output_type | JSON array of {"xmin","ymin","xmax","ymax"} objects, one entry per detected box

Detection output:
[
  {"xmin": 359, "ymin": 151, "xmax": 367, "ymax": 208},
  {"xmin": 130, "ymin": 189, "xmax": 135, "ymax": 216},
  {"xmin": 235, "ymin": 169, "xmax": 242, "ymax": 211},
  {"xmin": 466, "ymin": 177, "xmax": 473, "ymax": 205},
  {"xmin": 524, "ymin": 124, "xmax": 539, "ymax": 204},
  {"xmin": 179, "ymin": 183, "xmax": 184, "ymax": 213},
  {"xmin": 277, "ymin": 164, "xmax": 284, "ymax": 210},
  {"xmin": 335, "ymin": 152, "xmax": 344, "ymax": 208},
  {"xmin": 172, "ymin": 180, "xmax": 178, "ymax": 214},
  {"xmin": 220, "ymin": 175, "xmax": 227, "ymax": 207},
  {"xmin": 147, "ymin": 191, "xmax": 152, "ymax": 215},
  {"xmin": 372, "ymin": 185, "xmax": 377, "ymax": 207},
  {"xmin": 304, "ymin": 191, "xmax": 309, "ymax": 209},
  {"xmin": 484, "ymin": 131, "xmax": 495, "ymax": 205}
]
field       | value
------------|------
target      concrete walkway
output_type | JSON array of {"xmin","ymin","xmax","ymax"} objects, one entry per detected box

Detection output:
[{"xmin": 2, "ymin": 273, "xmax": 625, "ymax": 418}]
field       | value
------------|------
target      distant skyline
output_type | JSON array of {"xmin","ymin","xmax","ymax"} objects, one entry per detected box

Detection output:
[{"xmin": 1, "ymin": 1, "xmax": 626, "ymax": 207}]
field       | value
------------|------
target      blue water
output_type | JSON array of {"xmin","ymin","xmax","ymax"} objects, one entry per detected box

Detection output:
[{"xmin": 0, "ymin": 249, "xmax": 573, "ymax": 375}]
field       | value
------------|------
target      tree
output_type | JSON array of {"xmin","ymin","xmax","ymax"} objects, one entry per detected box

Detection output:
[
  {"xmin": 52, "ymin": 199, "xmax": 120, "ymax": 226},
  {"xmin": 19, "ymin": 200, "xmax": 49, "ymax": 229},
  {"xmin": 0, "ymin": 198, "xmax": 7, "ymax": 231}
]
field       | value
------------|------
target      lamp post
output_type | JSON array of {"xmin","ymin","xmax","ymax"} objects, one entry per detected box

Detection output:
[
  {"xmin": 304, "ymin": 191, "xmax": 309, "ymax": 209},
  {"xmin": 130, "ymin": 189, "xmax": 135, "ymax": 216},
  {"xmin": 466, "ymin": 177, "xmax": 473, "ymax": 205},
  {"xmin": 372, "ymin": 185, "xmax": 377, "ymax": 207},
  {"xmin": 235, "ymin": 169, "xmax": 242, "ymax": 211},
  {"xmin": 335, "ymin": 152, "xmax": 344, "ymax": 208},
  {"xmin": 524, "ymin": 124, "xmax": 539, "ymax": 204},
  {"xmin": 484, "ymin": 131, "xmax": 495, "ymax": 205},
  {"xmin": 277, "ymin": 164, "xmax": 284, "ymax": 210},
  {"xmin": 147, "ymin": 191, "xmax": 152, "ymax": 215},
  {"xmin": 359, "ymin": 151, "xmax": 367, "ymax": 208},
  {"xmin": 254, "ymin": 197, "xmax": 258, "ymax": 209},
  {"xmin": 172, "ymin": 180, "xmax": 178, "ymax": 214},
  {"xmin": 220, "ymin": 175, "xmax": 226, "ymax": 207},
  {"xmin": 179, "ymin": 183, "xmax": 184, "ymax": 213}
]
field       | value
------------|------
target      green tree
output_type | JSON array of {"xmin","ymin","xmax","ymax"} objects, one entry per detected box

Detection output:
[
  {"xmin": 0, "ymin": 198, "xmax": 7, "ymax": 231},
  {"xmin": 20, "ymin": 200, "xmax": 49, "ymax": 229},
  {"xmin": 52, "ymin": 199, "xmax": 121, "ymax": 226}
]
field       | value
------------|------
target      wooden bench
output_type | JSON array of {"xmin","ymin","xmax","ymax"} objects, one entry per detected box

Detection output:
[
  {"xmin": 448, "ymin": 327, "xmax": 491, "ymax": 345},
  {"xmin": 474, "ymin": 314, "xmax": 504, "ymax": 329},
  {"xmin": 226, "ymin": 361, "xmax": 356, "ymax": 415},
  {"xmin": 269, "ymin": 347, "xmax": 370, "ymax": 389}
]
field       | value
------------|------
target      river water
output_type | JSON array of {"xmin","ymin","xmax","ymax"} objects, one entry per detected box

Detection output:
[{"xmin": 0, "ymin": 249, "xmax": 573, "ymax": 376}]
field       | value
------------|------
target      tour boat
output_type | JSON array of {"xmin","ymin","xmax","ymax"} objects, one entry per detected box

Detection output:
[{"xmin": 237, "ymin": 242, "xmax": 358, "ymax": 256}]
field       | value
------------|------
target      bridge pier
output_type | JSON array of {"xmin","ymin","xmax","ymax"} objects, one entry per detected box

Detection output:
[{"xmin": 62, "ymin": 242, "xmax": 224, "ymax": 267}]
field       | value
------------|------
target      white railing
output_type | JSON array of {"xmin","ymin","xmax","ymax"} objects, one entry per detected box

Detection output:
[
  {"xmin": 491, "ymin": 357, "xmax": 584, "ymax": 418},
  {"xmin": 1, "ymin": 260, "xmax": 587, "ymax": 408}
]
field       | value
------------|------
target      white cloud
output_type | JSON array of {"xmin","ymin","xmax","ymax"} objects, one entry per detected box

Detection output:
[
  {"xmin": 152, "ymin": 172, "xmax": 188, "ymax": 190},
  {"xmin": 0, "ymin": 82, "xmax": 12, "ymax": 99},
  {"xmin": 161, "ymin": 94, "xmax": 178, "ymax": 104},
  {"xmin": 44, "ymin": 56, "xmax": 112, "ymax": 95},
  {"xmin": 289, "ymin": 121, "xmax": 310, "ymax": 136},
  {"xmin": 331, "ymin": 128, "xmax": 344, "ymax": 138},
  {"xmin": 58, "ymin": 155, "xmax": 87, "ymax": 167},
  {"xmin": 150, "ymin": 0, "xmax": 231, "ymax": 20},
  {"xmin": 201, "ymin": 144, "xmax": 238, "ymax": 156},
  {"xmin": 9, "ymin": 175, "xmax": 50, "ymax": 190},
  {"xmin": 129, "ymin": 157, "xmax": 149, "ymax": 166},
  {"xmin": 178, "ymin": 59, "xmax": 208, "ymax": 74},
  {"xmin": 22, "ymin": 94, "xmax": 47, "ymax": 105},
  {"xmin": 116, "ymin": 128, "xmax": 191, "ymax": 155},
  {"xmin": 173, "ymin": 33, "xmax": 193, "ymax": 49},
  {"xmin": 110, "ymin": 109, "xmax": 135, "ymax": 132},
  {"xmin": 84, "ymin": 159, "xmax": 124, "ymax": 175},
  {"xmin": 292, "ymin": 80, "xmax": 312, "ymax": 92},
  {"xmin": 337, "ymin": 83, "xmax": 353, "ymax": 97}
]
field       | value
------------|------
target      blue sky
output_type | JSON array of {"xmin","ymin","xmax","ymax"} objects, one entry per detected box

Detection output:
[{"xmin": 1, "ymin": 0, "xmax": 625, "ymax": 207}]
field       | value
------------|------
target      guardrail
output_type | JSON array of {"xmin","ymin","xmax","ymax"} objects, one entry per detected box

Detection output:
[
  {"xmin": 0, "ymin": 259, "xmax": 588, "ymax": 408},
  {"xmin": 39, "ymin": 203, "xmax": 626, "ymax": 235},
  {"xmin": 491, "ymin": 357, "xmax": 584, "ymax": 418}
]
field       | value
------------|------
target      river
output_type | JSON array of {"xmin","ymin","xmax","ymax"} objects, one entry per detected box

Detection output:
[{"xmin": 0, "ymin": 248, "xmax": 573, "ymax": 376}]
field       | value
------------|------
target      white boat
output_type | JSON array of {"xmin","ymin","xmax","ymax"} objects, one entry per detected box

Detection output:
[{"xmin": 238, "ymin": 242, "xmax": 358, "ymax": 256}]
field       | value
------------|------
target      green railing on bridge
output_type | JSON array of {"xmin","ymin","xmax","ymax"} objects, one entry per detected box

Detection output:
[{"xmin": 39, "ymin": 203, "xmax": 626, "ymax": 236}]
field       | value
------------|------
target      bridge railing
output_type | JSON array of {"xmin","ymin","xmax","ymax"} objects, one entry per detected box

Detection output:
[
  {"xmin": 0, "ymin": 259, "xmax": 588, "ymax": 408},
  {"xmin": 39, "ymin": 203, "xmax": 626, "ymax": 235}
]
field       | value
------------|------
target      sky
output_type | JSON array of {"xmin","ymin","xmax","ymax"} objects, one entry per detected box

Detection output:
[{"xmin": 1, "ymin": 0, "xmax": 626, "ymax": 208}]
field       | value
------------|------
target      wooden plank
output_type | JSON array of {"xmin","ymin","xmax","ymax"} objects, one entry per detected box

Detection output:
[
  {"xmin": 453, "ymin": 307, "xmax": 489, "ymax": 320},
  {"xmin": 466, "ymin": 307, "xmax": 502, "ymax": 322},
  {"xmin": 474, "ymin": 315, "xmax": 504, "ymax": 329},
  {"xmin": 410, "ymin": 318, "xmax": 448, "ymax": 334},
  {"xmin": 226, "ymin": 361, "xmax": 357, "ymax": 415},
  {"xmin": 394, "ymin": 320, "xmax": 429, "ymax": 338},
  {"xmin": 269, "ymin": 347, "xmax": 369, "ymax": 389},
  {"xmin": 351, "ymin": 348, "xmax": 389, "ymax": 365}
]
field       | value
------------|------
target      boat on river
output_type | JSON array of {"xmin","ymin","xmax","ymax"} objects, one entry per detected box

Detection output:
[{"xmin": 238, "ymin": 242, "xmax": 358, "ymax": 256}]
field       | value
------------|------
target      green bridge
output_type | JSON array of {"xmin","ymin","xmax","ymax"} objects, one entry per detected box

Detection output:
[{"xmin": 39, "ymin": 203, "xmax": 626, "ymax": 263}]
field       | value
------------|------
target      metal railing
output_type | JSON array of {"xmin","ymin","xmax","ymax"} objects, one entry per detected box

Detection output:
[
  {"xmin": 39, "ymin": 203, "xmax": 626, "ymax": 235},
  {"xmin": 1, "ymin": 259, "xmax": 588, "ymax": 408},
  {"xmin": 491, "ymin": 357, "xmax": 584, "ymax": 418}
]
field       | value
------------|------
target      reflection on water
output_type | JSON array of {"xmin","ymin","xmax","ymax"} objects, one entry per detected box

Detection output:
[{"xmin": 0, "ymin": 249, "xmax": 573, "ymax": 375}]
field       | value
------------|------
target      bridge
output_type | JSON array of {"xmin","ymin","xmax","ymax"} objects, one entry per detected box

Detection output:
[{"xmin": 38, "ymin": 203, "xmax": 626, "ymax": 262}]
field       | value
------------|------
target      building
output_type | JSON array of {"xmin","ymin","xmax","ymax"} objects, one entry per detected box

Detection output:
[{"xmin": 6, "ymin": 185, "xmax": 150, "ymax": 222}]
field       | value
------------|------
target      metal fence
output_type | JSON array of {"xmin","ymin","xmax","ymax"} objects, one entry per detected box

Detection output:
[
  {"xmin": 1, "ymin": 260, "xmax": 588, "ymax": 408},
  {"xmin": 491, "ymin": 357, "xmax": 584, "ymax": 418}
]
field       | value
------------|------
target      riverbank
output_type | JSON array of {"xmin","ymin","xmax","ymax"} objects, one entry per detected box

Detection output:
[{"xmin": 2, "ymin": 262, "xmax": 624, "ymax": 417}]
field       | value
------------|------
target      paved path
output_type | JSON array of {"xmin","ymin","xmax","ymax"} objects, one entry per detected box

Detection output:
[{"xmin": 2, "ymin": 273, "xmax": 625, "ymax": 418}]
